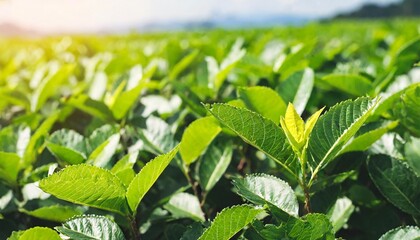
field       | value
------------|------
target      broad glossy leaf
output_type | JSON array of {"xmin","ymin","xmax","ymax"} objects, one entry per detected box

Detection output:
[
  {"xmin": 111, "ymin": 82, "xmax": 146, "ymax": 120},
  {"xmin": 0, "ymin": 152, "xmax": 20, "ymax": 185},
  {"xmin": 395, "ymin": 85, "xmax": 420, "ymax": 136},
  {"xmin": 19, "ymin": 227, "xmax": 60, "ymax": 240},
  {"xmin": 86, "ymin": 124, "xmax": 117, "ymax": 153},
  {"xmin": 238, "ymin": 86, "xmax": 286, "ymax": 122},
  {"xmin": 46, "ymin": 143, "xmax": 86, "ymax": 165},
  {"xmin": 0, "ymin": 125, "xmax": 30, "ymax": 155},
  {"xmin": 67, "ymin": 95, "xmax": 115, "ymax": 123},
  {"xmin": 198, "ymin": 140, "xmax": 233, "ymax": 192},
  {"xmin": 373, "ymin": 83, "xmax": 420, "ymax": 118},
  {"xmin": 321, "ymin": 74, "xmax": 372, "ymax": 96},
  {"xmin": 198, "ymin": 205, "xmax": 264, "ymax": 240},
  {"xmin": 180, "ymin": 117, "xmax": 221, "ymax": 165},
  {"xmin": 126, "ymin": 145, "xmax": 178, "ymax": 212},
  {"xmin": 46, "ymin": 129, "xmax": 87, "ymax": 165},
  {"xmin": 87, "ymin": 133, "xmax": 120, "ymax": 168},
  {"xmin": 327, "ymin": 197, "xmax": 354, "ymax": 233},
  {"xmin": 111, "ymin": 152, "xmax": 138, "ymax": 186},
  {"xmin": 278, "ymin": 68, "xmax": 314, "ymax": 114},
  {"xmin": 367, "ymin": 155, "xmax": 420, "ymax": 216},
  {"xmin": 405, "ymin": 137, "xmax": 420, "ymax": 176},
  {"xmin": 308, "ymin": 97, "xmax": 377, "ymax": 176},
  {"xmin": 140, "ymin": 116, "xmax": 178, "ymax": 155},
  {"xmin": 55, "ymin": 215, "xmax": 125, "ymax": 240},
  {"xmin": 369, "ymin": 133, "xmax": 403, "ymax": 159},
  {"xmin": 206, "ymin": 104, "xmax": 298, "ymax": 177},
  {"xmin": 39, "ymin": 164, "xmax": 129, "ymax": 215},
  {"xmin": 164, "ymin": 192, "xmax": 205, "ymax": 222},
  {"xmin": 379, "ymin": 226, "xmax": 420, "ymax": 240},
  {"xmin": 233, "ymin": 174, "xmax": 299, "ymax": 217},
  {"xmin": 392, "ymin": 36, "xmax": 420, "ymax": 74},
  {"xmin": 288, "ymin": 213, "xmax": 335, "ymax": 240},
  {"xmin": 21, "ymin": 205, "xmax": 83, "ymax": 222},
  {"xmin": 340, "ymin": 120, "xmax": 398, "ymax": 155}
]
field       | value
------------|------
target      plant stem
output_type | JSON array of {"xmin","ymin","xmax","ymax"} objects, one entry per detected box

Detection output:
[
  {"xmin": 185, "ymin": 166, "xmax": 207, "ymax": 218},
  {"xmin": 303, "ymin": 186, "xmax": 312, "ymax": 214},
  {"xmin": 128, "ymin": 215, "xmax": 141, "ymax": 240}
]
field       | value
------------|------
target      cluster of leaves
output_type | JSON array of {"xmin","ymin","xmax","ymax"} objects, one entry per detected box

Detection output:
[{"xmin": 0, "ymin": 19, "xmax": 420, "ymax": 239}]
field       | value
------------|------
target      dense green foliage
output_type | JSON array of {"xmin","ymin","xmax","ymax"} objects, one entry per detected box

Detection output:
[{"xmin": 0, "ymin": 19, "xmax": 420, "ymax": 239}]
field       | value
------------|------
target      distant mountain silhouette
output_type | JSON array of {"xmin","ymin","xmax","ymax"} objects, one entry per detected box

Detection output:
[
  {"xmin": 335, "ymin": 0, "xmax": 420, "ymax": 19},
  {"xmin": 0, "ymin": 22, "xmax": 40, "ymax": 37}
]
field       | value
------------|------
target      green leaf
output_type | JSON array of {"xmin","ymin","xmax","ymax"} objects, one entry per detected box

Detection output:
[
  {"xmin": 308, "ymin": 97, "xmax": 377, "ymax": 179},
  {"xmin": 111, "ymin": 152, "xmax": 138, "ymax": 187},
  {"xmin": 280, "ymin": 103, "xmax": 305, "ymax": 148},
  {"xmin": 238, "ymin": 86, "xmax": 286, "ymax": 122},
  {"xmin": 180, "ymin": 117, "xmax": 221, "ymax": 165},
  {"xmin": 367, "ymin": 155, "xmax": 420, "ymax": 216},
  {"xmin": 86, "ymin": 125, "xmax": 117, "ymax": 153},
  {"xmin": 87, "ymin": 133, "xmax": 120, "ymax": 168},
  {"xmin": 0, "ymin": 88, "xmax": 30, "ymax": 111},
  {"xmin": 23, "ymin": 111, "xmax": 60, "ymax": 165},
  {"xmin": 274, "ymin": 42, "xmax": 314, "ymax": 79},
  {"xmin": 55, "ymin": 215, "xmax": 125, "ymax": 240},
  {"xmin": 373, "ymin": 83, "xmax": 420, "ymax": 119},
  {"xmin": 405, "ymin": 136, "xmax": 420, "ymax": 177},
  {"xmin": 164, "ymin": 192, "xmax": 205, "ymax": 222},
  {"xmin": 0, "ymin": 151, "xmax": 20, "ymax": 185},
  {"xmin": 31, "ymin": 64, "xmax": 74, "ymax": 112},
  {"xmin": 139, "ymin": 116, "xmax": 178, "ymax": 155},
  {"xmin": 39, "ymin": 164, "xmax": 129, "ymax": 215},
  {"xmin": 233, "ymin": 174, "xmax": 299, "ymax": 217},
  {"xmin": 379, "ymin": 226, "xmax": 420, "ymax": 240},
  {"xmin": 339, "ymin": 120, "xmax": 398, "ymax": 155},
  {"xmin": 310, "ymin": 171, "xmax": 356, "ymax": 192},
  {"xmin": 169, "ymin": 50, "xmax": 199, "ymax": 81},
  {"xmin": 19, "ymin": 227, "xmax": 61, "ymax": 240},
  {"xmin": 321, "ymin": 74, "xmax": 372, "ymax": 96},
  {"xmin": 288, "ymin": 213, "xmax": 335, "ymax": 240},
  {"xmin": 278, "ymin": 68, "xmax": 314, "ymax": 114},
  {"xmin": 126, "ymin": 145, "xmax": 179, "ymax": 213},
  {"xmin": 180, "ymin": 222, "xmax": 205, "ymax": 240},
  {"xmin": 206, "ymin": 103, "xmax": 298, "ymax": 178},
  {"xmin": 111, "ymin": 82, "xmax": 146, "ymax": 120},
  {"xmin": 173, "ymin": 82, "xmax": 207, "ymax": 116},
  {"xmin": 198, "ymin": 205, "xmax": 264, "ymax": 240},
  {"xmin": 0, "ymin": 124, "xmax": 30, "ymax": 155},
  {"xmin": 198, "ymin": 140, "xmax": 233, "ymax": 192},
  {"xmin": 327, "ymin": 197, "xmax": 355, "ymax": 233},
  {"xmin": 207, "ymin": 40, "xmax": 246, "ymax": 91},
  {"xmin": 395, "ymin": 85, "xmax": 420, "ymax": 136},
  {"xmin": 46, "ymin": 129, "xmax": 87, "ymax": 165},
  {"xmin": 67, "ymin": 95, "xmax": 115, "ymax": 123},
  {"xmin": 303, "ymin": 107, "xmax": 325, "ymax": 141},
  {"xmin": 20, "ymin": 205, "xmax": 84, "ymax": 222}
]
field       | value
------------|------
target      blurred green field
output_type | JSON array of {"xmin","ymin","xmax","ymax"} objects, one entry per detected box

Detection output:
[{"xmin": 1, "ymin": 19, "xmax": 420, "ymax": 240}]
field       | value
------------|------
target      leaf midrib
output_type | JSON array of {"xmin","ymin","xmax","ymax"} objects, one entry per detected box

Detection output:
[{"xmin": 373, "ymin": 162, "xmax": 420, "ymax": 215}]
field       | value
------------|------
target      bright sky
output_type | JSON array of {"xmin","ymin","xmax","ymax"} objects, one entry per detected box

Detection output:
[{"xmin": 0, "ymin": 0, "xmax": 398, "ymax": 33}]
